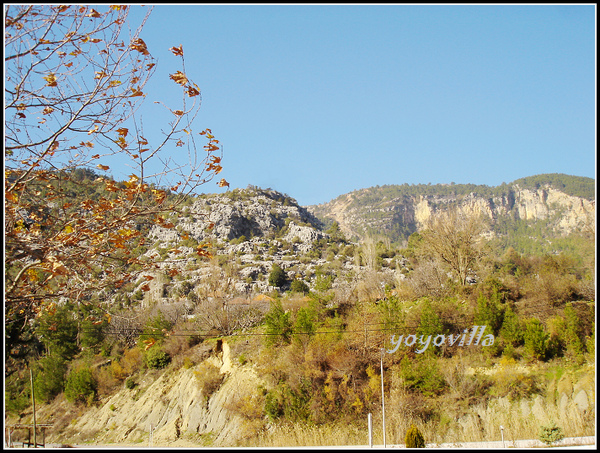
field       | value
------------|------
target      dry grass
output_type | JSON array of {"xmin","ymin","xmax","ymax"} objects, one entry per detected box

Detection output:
[{"xmin": 239, "ymin": 360, "xmax": 596, "ymax": 448}]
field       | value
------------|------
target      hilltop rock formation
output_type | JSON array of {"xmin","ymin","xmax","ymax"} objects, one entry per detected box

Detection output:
[
  {"xmin": 149, "ymin": 187, "xmax": 324, "ymax": 244},
  {"xmin": 309, "ymin": 177, "xmax": 595, "ymax": 243}
]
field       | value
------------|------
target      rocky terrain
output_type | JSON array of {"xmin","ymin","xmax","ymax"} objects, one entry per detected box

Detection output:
[
  {"xmin": 126, "ymin": 177, "xmax": 595, "ymax": 309},
  {"xmin": 5, "ymin": 174, "xmax": 595, "ymax": 448},
  {"xmin": 308, "ymin": 176, "xmax": 595, "ymax": 243}
]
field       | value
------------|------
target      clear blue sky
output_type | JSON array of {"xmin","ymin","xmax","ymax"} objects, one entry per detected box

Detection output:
[{"xmin": 126, "ymin": 4, "xmax": 595, "ymax": 206}]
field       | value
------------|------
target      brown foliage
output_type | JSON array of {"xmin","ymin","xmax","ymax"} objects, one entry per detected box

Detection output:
[{"xmin": 5, "ymin": 4, "xmax": 226, "ymax": 366}]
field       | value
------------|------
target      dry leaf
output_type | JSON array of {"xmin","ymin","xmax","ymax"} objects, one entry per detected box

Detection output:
[
  {"xmin": 169, "ymin": 71, "xmax": 188, "ymax": 86},
  {"xmin": 169, "ymin": 45, "xmax": 184, "ymax": 56}
]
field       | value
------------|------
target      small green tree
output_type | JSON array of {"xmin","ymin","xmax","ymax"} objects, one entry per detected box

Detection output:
[
  {"xmin": 268, "ymin": 263, "xmax": 288, "ymax": 288},
  {"xmin": 524, "ymin": 319, "xmax": 548, "ymax": 361},
  {"xmin": 564, "ymin": 303, "xmax": 584, "ymax": 359},
  {"xmin": 144, "ymin": 347, "xmax": 171, "ymax": 369},
  {"xmin": 539, "ymin": 421, "xmax": 564, "ymax": 445},
  {"xmin": 475, "ymin": 290, "xmax": 504, "ymax": 336},
  {"xmin": 290, "ymin": 279, "xmax": 310, "ymax": 294},
  {"xmin": 293, "ymin": 306, "xmax": 316, "ymax": 349},
  {"xmin": 64, "ymin": 366, "xmax": 97, "ymax": 405},
  {"xmin": 264, "ymin": 299, "xmax": 292, "ymax": 346},
  {"xmin": 405, "ymin": 424, "xmax": 426, "ymax": 448},
  {"xmin": 35, "ymin": 303, "xmax": 79, "ymax": 360},
  {"xmin": 138, "ymin": 312, "xmax": 173, "ymax": 348},
  {"xmin": 33, "ymin": 355, "xmax": 68, "ymax": 403},
  {"xmin": 499, "ymin": 305, "xmax": 524, "ymax": 347}
]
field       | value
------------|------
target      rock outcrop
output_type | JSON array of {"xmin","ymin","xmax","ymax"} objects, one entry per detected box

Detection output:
[
  {"xmin": 309, "ymin": 177, "xmax": 595, "ymax": 243},
  {"xmin": 45, "ymin": 340, "xmax": 265, "ymax": 447}
]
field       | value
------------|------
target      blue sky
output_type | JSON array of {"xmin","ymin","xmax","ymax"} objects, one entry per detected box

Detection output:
[{"xmin": 126, "ymin": 4, "xmax": 595, "ymax": 206}]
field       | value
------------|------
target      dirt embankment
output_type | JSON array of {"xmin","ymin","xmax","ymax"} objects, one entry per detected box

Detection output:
[{"xmin": 14, "ymin": 340, "xmax": 264, "ymax": 448}]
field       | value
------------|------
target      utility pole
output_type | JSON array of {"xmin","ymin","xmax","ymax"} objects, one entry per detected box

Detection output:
[
  {"xmin": 380, "ymin": 348, "xmax": 386, "ymax": 448},
  {"xmin": 30, "ymin": 368, "xmax": 37, "ymax": 448},
  {"xmin": 368, "ymin": 413, "xmax": 373, "ymax": 448}
]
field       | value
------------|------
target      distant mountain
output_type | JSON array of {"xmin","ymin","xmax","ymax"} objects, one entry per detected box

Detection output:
[{"xmin": 307, "ymin": 174, "xmax": 595, "ymax": 250}]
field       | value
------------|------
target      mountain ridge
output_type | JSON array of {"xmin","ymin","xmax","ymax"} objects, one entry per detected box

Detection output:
[{"xmin": 306, "ymin": 173, "xmax": 595, "ymax": 246}]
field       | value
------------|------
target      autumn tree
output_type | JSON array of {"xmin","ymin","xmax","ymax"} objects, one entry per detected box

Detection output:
[
  {"xmin": 416, "ymin": 207, "xmax": 488, "ymax": 286},
  {"xmin": 4, "ymin": 5, "xmax": 227, "ymax": 371}
]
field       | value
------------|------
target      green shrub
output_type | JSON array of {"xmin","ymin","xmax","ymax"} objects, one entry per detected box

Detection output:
[
  {"xmin": 399, "ymin": 356, "xmax": 446, "ymax": 396},
  {"xmin": 264, "ymin": 379, "xmax": 312, "ymax": 423},
  {"xmin": 264, "ymin": 299, "xmax": 293, "ymax": 346},
  {"xmin": 405, "ymin": 424, "xmax": 425, "ymax": 448},
  {"xmin": 539, "ymin": 421, "xmax": 564, "ymax": 445},
  {"xmin": 499, "ymin": 305, "xmax": 524, "ymax": 346},
  {"xmin": 125, "ymin": 377, "xmax": 137, "ymax": 389},
  {"xmin": 144, "ymin": 347, "xmax": 171, "ymax": 369},
  {"xmin": 33, "ymin": 354, "xmax": 68, "ymax": 403},
  {"xmin": 268, "ymin": 263, "xmax": 287, "ymax": 288},
  {"xmin": 65, "ymin": 366, "xmax": 97, "ymax": 405},
  {"xmin": 290, "ymin": 279, "xmax": 309, "ymax": 294},
  {"xmin": 524, "ymin": 318, "xmax": 548, "ymax": 360}
]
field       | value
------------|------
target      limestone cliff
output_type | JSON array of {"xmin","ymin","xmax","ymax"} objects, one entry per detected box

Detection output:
[{"xmin": 308, "ymin": 176, "xmax": 595, "ymax": 243}]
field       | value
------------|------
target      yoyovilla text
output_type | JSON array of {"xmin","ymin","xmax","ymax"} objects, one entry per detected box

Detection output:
[{"xmin": 386, "ymin": 325, "xmax": 495, "ymax": 354}]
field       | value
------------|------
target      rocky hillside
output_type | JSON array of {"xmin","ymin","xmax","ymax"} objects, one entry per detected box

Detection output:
[
  {"xmin": 139, "ymin": 187, "xmax": 345, "ymax": 300},
  {"xmin": 307, "ymin": 174, "xmax": 595, "ymax": 245},
  {"xmin": 5, "ymin": 177, "xmax": 595, "ymax": 448},
  {"xmin": 111, "ymin": 176, "xmax": 594, "ymax": 309}
]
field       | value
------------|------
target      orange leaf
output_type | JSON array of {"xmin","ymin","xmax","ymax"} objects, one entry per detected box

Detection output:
[
  {"xmin": 140, "ymin": 284, "xmax": 150, "ymax": 292},
  {"xmin": 186, "ymin": 85, "xmax": 200, "ymax": 97},
  {"xmin": 130, "ymin": 38, "xmax": 149, "ymax": 55},
  {"xmin": 87, "ymin": 8, "xmax": 102, "ymax": 18},
  {"xmin": 43, "ymin": 73, "xmax": 57, "ymax": 87},
  {"xmin": 97, "ymin": 164, "xmax": 110, "ymax": 171},
  {"xmin": 169, "ymin": 45, "xmax": 184, "ymax": 57},
  {"xmin": 169, "ymin": 71, "xmax": 188, "ymax": 86},
  {"xmin": 217, "ymin": 178, "xmax": 230, "ymax": 188}
]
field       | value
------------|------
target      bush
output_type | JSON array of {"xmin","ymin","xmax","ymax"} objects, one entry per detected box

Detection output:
[
  {"xmin": 405, "ymin": 424, "xmax": 426, "ymax": 448},
  {"xmin": 290, "ymin": 279, "xmax": 309, "ymax": 294},
  {"xmin": 144, "ymin": 347, "xmax": 171, "ymax": 369},
  {"xmin": 399, "ymin": 355, "xmax": 446, "ymax": 396},
  {"xmin": 138, "ymin": 312, "xmax": 173, "ymax": 348},
  {"xmin": 268, "ymin": 263, "xmax": 287, "ymax": 288},
  {"xmin": 65, "ymin": 366, "xmax": 97, "ymax": 405},
  {"xmin": 194, "ymin": 362, "xmax": 224, "ymax": 399},
  {"xmin": 524, "ymin": 318, "xmax": 548, "ymax": 360},
  {"xmin": 539, "ymin": 421, "xmax": 564, "ymax": 445},
  {"xmin": 33, "ymin": 354, "xmax": 68, "ymax": 403},
  {"xmin": 264, "ymin": 299, "xmax": 293, "ymax": 346}
]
